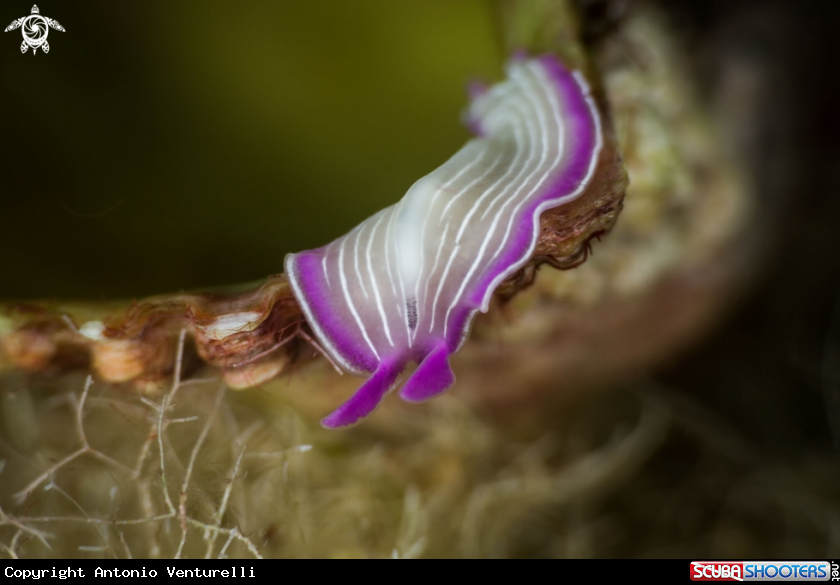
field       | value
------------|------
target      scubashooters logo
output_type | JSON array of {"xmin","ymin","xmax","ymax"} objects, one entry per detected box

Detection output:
[
  {"xmin": 691, "ymin": 561, "xmax": 834, "ymax": 582},
  {"xmin": 5, "ymin": 5, "xmax": 64, "ymax": 54}
]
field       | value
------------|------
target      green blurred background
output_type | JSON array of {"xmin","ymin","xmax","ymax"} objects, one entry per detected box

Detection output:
[{"xmin": 0, "ymin": 0, "xmax": 500, "ymax": 299}]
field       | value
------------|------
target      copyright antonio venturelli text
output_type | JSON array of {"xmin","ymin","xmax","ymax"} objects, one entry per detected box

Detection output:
[{"xmin": 5, "ymin": 567, "xmax": 257, "ymax": 579}]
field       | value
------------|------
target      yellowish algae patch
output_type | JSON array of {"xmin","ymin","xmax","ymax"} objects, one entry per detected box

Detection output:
[{"xmin": 535, "ymin": 9, "xmax": 749, "ymax": 307}]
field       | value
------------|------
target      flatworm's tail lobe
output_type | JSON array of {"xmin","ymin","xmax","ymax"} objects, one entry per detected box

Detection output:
[
  {"xmin": 399, "ymin": 344, "xmax": 456, "ymax": 403},
  {"xmin": 321, "ymin": 358, "xmax": 404, "ymax": 428}
]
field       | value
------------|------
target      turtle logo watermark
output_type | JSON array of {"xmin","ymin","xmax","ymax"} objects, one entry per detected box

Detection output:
[{"xmin": 5, "ymin": 5, "xmax": 64, "ymax": 55}]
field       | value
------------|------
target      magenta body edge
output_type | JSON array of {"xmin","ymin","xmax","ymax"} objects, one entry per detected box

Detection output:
[{"xmin": 284, "ymin": 54, "xmax": 603, "ymax": 428}]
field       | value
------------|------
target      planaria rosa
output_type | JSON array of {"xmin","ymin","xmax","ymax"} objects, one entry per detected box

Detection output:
[{"xmin": 285, "ymin": 55, "xmax": 603, "ymax": 428}]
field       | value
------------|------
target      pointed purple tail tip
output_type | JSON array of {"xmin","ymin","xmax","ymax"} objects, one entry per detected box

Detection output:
[{"xmin": 321, "ymin": 359, "xmax": 403, "ymax": 429}]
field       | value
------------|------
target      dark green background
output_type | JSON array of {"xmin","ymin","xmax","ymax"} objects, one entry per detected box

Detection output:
[{"xmin": 0, "ymin": 1, "xmax": 499, "ymax": 299}]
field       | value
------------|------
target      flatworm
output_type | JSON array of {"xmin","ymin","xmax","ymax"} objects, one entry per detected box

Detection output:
[{"xmin": 285, "ymin": 55, "xmax": 603, "ymax": 427}]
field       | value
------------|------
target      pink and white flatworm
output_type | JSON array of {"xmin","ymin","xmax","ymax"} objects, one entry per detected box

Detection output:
[{"xmin": 285, "ymin": 55, "xmax": 603, "ymax": 428}]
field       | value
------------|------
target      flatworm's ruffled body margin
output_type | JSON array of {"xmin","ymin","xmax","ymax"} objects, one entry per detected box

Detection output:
[{"xmin": 285, "ymin": 55, "xmax": 602, "ymax": 427}]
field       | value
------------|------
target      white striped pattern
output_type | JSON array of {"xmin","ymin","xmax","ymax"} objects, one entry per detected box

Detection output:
[{"xmin": 285, "ymin": 56, "xmax": 602, "ymax": 426}]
